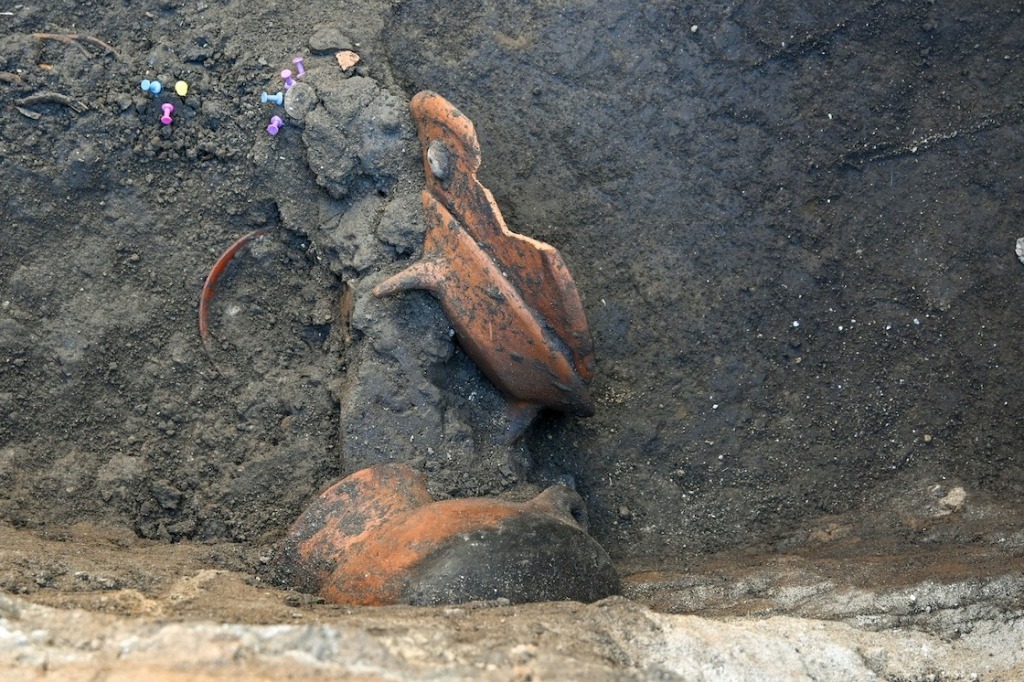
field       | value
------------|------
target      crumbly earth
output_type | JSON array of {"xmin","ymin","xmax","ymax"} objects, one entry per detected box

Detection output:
[{"xmin": 1, "ymin": 0, "xmax": 1023, "ymax": 678}]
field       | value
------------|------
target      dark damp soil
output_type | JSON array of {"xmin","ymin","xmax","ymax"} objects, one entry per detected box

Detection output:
[{"xmin": 1, "ymin": 0, "xmax": 1023, "ymax": 618}]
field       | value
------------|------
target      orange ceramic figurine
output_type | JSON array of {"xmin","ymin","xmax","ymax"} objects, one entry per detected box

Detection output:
[
  {"xmin": 277, "ymin": 463, "xmax": 620, "ymax": 606},
  {"xmin": 373, "ymin": 91, "xmax": 596, "ymax": 440}
]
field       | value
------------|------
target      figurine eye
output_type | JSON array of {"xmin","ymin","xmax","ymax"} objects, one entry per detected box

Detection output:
[{"xmin": 427, "ymin": 139, "xmax": 452, "ymax": 181}]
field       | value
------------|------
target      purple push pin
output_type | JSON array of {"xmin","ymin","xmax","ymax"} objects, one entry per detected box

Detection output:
[
  {"xmin": 267, "ymin": 115, "xmax": 284, "ymax": 136},
  {"xmin": 281, "ymin": 69, "xmax": 295, "ymax": 90},
  {"xmin": 292, "ymin": 56, "xmax": 305, "ymax": 78},
  {"xmin": 160, "ymin": 103, "xmax": 174, "ymax": 125}
]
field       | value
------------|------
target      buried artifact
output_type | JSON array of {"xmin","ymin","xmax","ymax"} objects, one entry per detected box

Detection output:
[
  {"xmin": 373, "ymin": 91, "xmax": 596, "ymax": 440},
  {"xmin": 278, "ymin": 463, "xmax": 620, "ymax": 606},
  {"xmin": 277, "ymin": 93, "xmax": 617, "ymax": 606}
]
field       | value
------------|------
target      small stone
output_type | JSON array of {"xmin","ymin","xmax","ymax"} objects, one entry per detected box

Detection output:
[
  {"xmin": 309, "ymin": 27, "xmax": 353, "ymax": 53},
  {"xmin": 336, "ymin": 50, "xmax": 360, "ymax": 71},
  {"xmin": 166, "ymin": 519, "xmax": 196, "ymax": 537},
  {"xmin": 938, "ymin": 486, "xmax": 967, "ymax": 512},
  {"xmin": 151, "ymin": 480, "xmax": 183, "ymax": 510},
  {"xmin": 508, "ymin": 643, "xmax": 537, "ymax": 665}
]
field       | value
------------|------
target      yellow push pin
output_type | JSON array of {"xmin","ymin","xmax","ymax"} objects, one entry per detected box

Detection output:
[{"xmin": 174, "ymin": 80, "xmax": 188, "ymax": 97}]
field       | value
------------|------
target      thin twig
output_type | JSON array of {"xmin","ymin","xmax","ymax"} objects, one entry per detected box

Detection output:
[
  {"xmin": 16, "ymin": 91, "xmax": 89, "ymax": 113},
  {"xmin": 837, "ymin": 108, "xmax": 1024, "ymax": 169},
  {"xmin": 33, "ymin": 32, "xmax": 119, "ymax": 59}
]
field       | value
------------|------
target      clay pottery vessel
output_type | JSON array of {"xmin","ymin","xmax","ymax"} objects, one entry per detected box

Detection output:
[
  {"xmin": 278, "ymin": 463, "xmax": 620, "ymax": 606},
  {"xmin": 373, "ymin": 91, "xmax": 596, "ymax": 440}
]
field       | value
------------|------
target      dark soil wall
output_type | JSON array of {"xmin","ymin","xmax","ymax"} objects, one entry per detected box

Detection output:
[{"xmin": 1, "ymin": 0, "xmax": 1022, "ymax": 569}]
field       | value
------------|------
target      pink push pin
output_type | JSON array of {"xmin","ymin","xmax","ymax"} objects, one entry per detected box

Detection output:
[
  {"xmin": 292, "ymin": 56, "xmax": 305, "ymax": 78},
  {"xmin": 160, "ymin": 103, "xmax": 174, "ymax": 125},
  {"xmin": 267, "ymin": 115, "xmax": 284, "ymax": 136},
  {"xmin": 281, "ymin": 69, "xmax": 295, "ymax": 90}
]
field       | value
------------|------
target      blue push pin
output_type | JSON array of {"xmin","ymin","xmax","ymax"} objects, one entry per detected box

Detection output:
[
  {"xmin": 260, "ymin": 91, "xmax": 284, "ymax": 106},
  {"xmin": 140, "ymin": 79, "xmax": 162, "ymax": 95}
]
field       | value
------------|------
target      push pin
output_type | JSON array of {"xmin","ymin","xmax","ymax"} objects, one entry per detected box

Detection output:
[
  {"xmin": 260, "ymin": 91, "xmax": 284, "ymax": 106},
  {"xmin": 292, "ymin": 56, "xmax": 305, "ymax": 78},
  {"xmin": 267, "ymin": 115, "xmax": 284, "ymax": 136},
  {"xmin": 160, "ymin": 103, "xmax": 174, "ymax": 126},
  {"xmin": 174, "ymin": 80, "xmax": 189, "ymax": 97},
  {"xmin": 140, "ymin": 79, "xmax": 162, "ymax": 95},
  {"xmin": 281, "ymin": 69, "xmax": 295, "ymax": 90}
]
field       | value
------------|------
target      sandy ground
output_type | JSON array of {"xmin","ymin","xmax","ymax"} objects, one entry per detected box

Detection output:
[{"xmin": 1, "ymin": 0, "xmax": 1024, "ymax": 678}]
